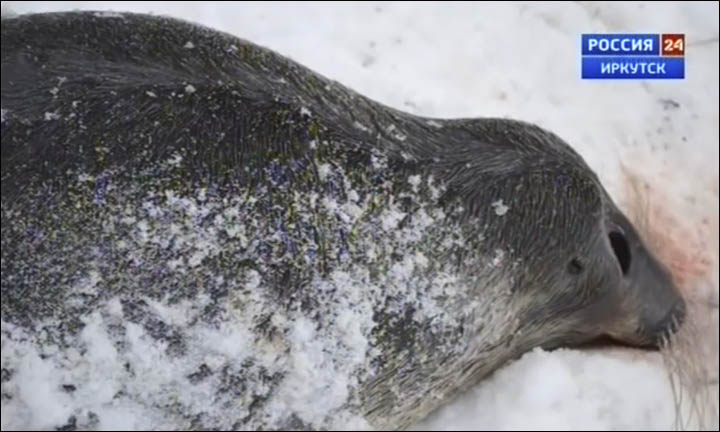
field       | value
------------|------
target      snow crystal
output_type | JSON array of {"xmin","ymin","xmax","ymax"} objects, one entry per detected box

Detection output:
[
  {"xmin": 370, "ymin": 154, "xmax": 387, "ymax": 170},
  {"xmin": 353, "ymin": 121, "xmax": 370, "ymax": 132},
  {"xmin": 92, "ymin": 11, "xmax": 124, "ymax": 18},
  {"xmin": 322, "ymin": 197, "xmax": 339, "ymax": 212},
  {"xmin": 380, "ymin": 208, "xmax": 405, "ymax": 231},
  {"xmin": 347, "ymin": 189, "xmax": 360, "ymax": 203},
  {"xmin": 188, "ymin": 250, "xmax": 206, "ymax": 267},
  {"xmin": 246, "ymin": 269, "xmax": 261, "ymax": 289},
  {"xmin": 491, "ymin": 248, "xmax": 505, "ymax": 267},
  {"xmin": 317, "ymin": 163, "xmax": 332, "ymax": 180},
  {"xmin": 77, "ymin": 173, "xmax": 94, "ymax": 183},
  {"xmin": 386, "ymin": 124, "xmax": 407, "ymax": 141},
  {"xmin": 44, "ymin": 111, "xmax": 61, "ymax": 121},
  {"xmin": 184, "ymin": 84, "xmax": 196, "ymax": 94},
  {"xmin": 408, "ymin": 174, "xmax": 422, "ymax": 192},
  {"xmin": 491, "ymin": 199, "xmax": 509, "ymax": 216},
  {"xmin": 167, "ymin": 153, "xmax": 183, "ymax": 167}
]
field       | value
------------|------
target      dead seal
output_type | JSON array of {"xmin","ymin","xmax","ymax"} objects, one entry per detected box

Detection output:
[{"xmin": 1, "ymin": 11, "xmax": 686, "ymax": 430}]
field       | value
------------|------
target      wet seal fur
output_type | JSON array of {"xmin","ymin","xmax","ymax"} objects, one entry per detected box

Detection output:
[{"xmin": 1, "ymin": 11, "xmax": 687, "ymax": 430}]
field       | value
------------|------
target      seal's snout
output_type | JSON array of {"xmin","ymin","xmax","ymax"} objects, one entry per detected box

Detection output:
[
  {"xmin": 603, "ymin": 215, "xmax": 687, "ymax": 348},
  {"xmin": 624, "ymin": 240, "xmax": 686, "ymax": 346}
]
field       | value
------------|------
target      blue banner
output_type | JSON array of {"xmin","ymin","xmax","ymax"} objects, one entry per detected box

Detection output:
[{"xmin": 582, "ymin": 56, "xmax": 684, "ymax": 79}]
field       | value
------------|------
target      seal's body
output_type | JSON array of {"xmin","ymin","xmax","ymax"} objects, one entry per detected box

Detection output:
[{"xmin": 1, "ymin": 12, "xmax": 686, "ymax": 430}]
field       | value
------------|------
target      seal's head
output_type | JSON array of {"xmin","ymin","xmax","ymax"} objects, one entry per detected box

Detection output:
[
  {"xmin": 525, "ymin": 200, "xmax": 688, "ymax": 351},
  {"xmin": 448, "ymin": 119, "xmax": 687, "ymax": 353}
]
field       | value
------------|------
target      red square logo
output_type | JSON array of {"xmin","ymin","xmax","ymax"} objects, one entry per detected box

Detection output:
[{"xmin": 662, "ymin": 34, "xmax": 685, "ymax": 56}]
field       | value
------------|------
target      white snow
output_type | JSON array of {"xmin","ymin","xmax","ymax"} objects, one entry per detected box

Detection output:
[
  {"xmin": 491, "ymin": 249, "xmax": 505, "ymax": 267},
  {"xmin": 317, "ymin": 162, "xmax": 332, "ymax": 181},
  {"xmin": 491, "ymin": 199, "xmax": 509, "ymax": 216},
  {"xmin": 412, "ymin": 348, "xmax": 679, "ymax": 431},
  {"xmin": 408, "ymin": 174, "xmax": 422, "ymax": 192},
  {"xmin": 1, "ymin": 2, "xmax": 718, "ymax": 431},
  {"xmin": 44, "ymin": 111, "xmax": 61, "ymax": 121},
  {"xmin": 92, "ymin": 10, "xmax": 124, "ymax": 18},
  {"xmin": 381, "ymin": 207, "xmax": 406, "ymax": 231},
  {"xmin": 353, "ymin": 121, "xmax": 370, "ymax": 132}
]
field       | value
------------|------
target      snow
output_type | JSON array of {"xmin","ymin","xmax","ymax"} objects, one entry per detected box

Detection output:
[
  {"xmin": 381, "ymin": 207, "xmax": 406, "ymax": 231},
  {"xmin": 413, "ymin": 348, "xmax": 679, "ymax": 431},
  {"xmin": 491, "ymin": 199, "xmax": 509, "ymax": 216},
  {"xmin": 1, "ymin": 1, "xmax": 718, "ymax": 431},
  {"xmin": 44, "ymin": 111, "xmax": 61, "ymax": 121},
  {"xmin": 317, "ymin": 163, "xmax": 333, "ymax": 181}
]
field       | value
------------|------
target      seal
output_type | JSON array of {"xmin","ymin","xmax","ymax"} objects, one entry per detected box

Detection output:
[{"xmin": 1, "ymin": 11, "xmax": 687, "ymax": 430}]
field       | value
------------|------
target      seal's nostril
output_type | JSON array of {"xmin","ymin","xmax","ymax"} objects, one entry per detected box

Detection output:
[{"xmin": 609, "ymin": 231, "xmax": 631, "ymax": 276}]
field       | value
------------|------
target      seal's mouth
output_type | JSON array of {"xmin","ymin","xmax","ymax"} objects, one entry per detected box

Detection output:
[
  {"xmin": 576, "ymin": 335, "xmax": 649, "ymax": 350},
  {"xmin": 576, "ymin": 300, "xmax": 686, "ymax": 351}
]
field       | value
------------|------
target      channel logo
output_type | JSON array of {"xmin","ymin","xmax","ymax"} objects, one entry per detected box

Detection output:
[{"xmin": 581, "ymin": 34, "xmax": 685, "ymax": 79}]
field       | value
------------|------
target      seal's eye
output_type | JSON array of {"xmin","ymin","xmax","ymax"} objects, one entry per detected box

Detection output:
[
  {"xmin": 609, "ymin": 231, "xmax": 631, "ymax": 275},
  {"xmin": 567, "ymin": 258, "xmax": 584, "ymax": 275}
]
